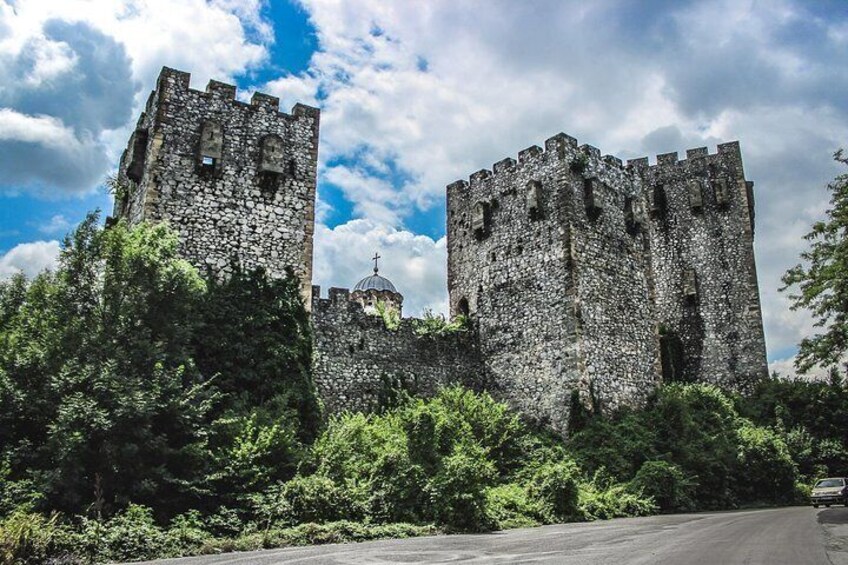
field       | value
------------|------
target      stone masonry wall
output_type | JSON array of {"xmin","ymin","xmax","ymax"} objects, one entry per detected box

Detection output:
[
  {"xmin": 114, "ymin": 67, "xmax": 768, "ymax": 433},
  {"xmin": 564, "ymin": 146, "xmax": 659, "ymax": 414},
  {"xmin": 446, "ymin": 136, "xmax": 580, "ymax": 433},
  {"xmin": 311, "ymin": 287, "xmax": 483, "ymax": 414},
  {"xmin": 447, "ymin": 132, "xmax": 768, "ymax": 433},
  {"xmin": 113, "ymin": 67, "xmax": 320, "ymax": 302},
  {"xmin": 630, "ymin": 143, "xmax": 768, "ymax": 389},
  {"xmin": 446, "ymin": 134, "xmax": 660, "ymax": 433}
]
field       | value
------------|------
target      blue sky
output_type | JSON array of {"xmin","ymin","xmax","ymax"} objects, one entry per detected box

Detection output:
[{"xmin": 1, "ymin": 0, "xmax": 847, "ymax": 376}]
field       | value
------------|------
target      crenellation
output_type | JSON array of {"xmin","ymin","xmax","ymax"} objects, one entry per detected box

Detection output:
[
  {"xmin": 493, "ymin": 157, "xmax": 516, "ymax": 174},
  {"xmin": 470, "ymin": 168, "xmax": 493, "ymax": 184},
  {"xmin": 157, "ymin": 66, "xmax": 190, "ymax": 91},
  {"xmin": 447, "ymin": 179, "xmax": 469, "ymax": 194},
  {"xmin": 206, "ymin": 79, "xmax": 236, "ymax": 99},
  {"xmin": 518, "ymin": 145, "xmax": 543, "ymax": 163},
  {"xmin": 602, "ymin": 155, "xmax": 623, "ymax": 168},
  {"xmin": 579, "ymin": 143, "xmax": 601, "ymax": 159},
  {"xmin": 627, "ymin": 157, "xmax": 650, "ymax": 169},
  {"xmin": 717, "ymin": 140, "xmax": 741, "ymax": 156},
  {"xmin": 545, "ymin": 132, "xmax": 579, "ymax": 152},
  {"xmin": 656, "ymin": 151, "xmax": 679, "ymax": 166},
  {"xmin": 686, "ymin": 147, "xmax": 709, "ymax": 160},
  {"xmin": 251, "ymin": 91, "xmax": 281, "ymax": 111}
]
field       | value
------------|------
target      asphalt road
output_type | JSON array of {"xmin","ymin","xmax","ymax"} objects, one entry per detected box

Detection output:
[{"xmin": 141, "ymin": 506, "xmax": 848, "ymax": 565}]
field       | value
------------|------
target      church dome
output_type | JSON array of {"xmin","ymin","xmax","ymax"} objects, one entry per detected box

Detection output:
[{"xmin": 353, "ymin": 273, "xmax": 398, "ymax": 293}]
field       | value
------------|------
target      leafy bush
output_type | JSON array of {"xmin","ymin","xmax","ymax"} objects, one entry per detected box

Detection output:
[
  {"xmin": 527, "ymin": 459, "xmax": 581, "ymax": 522},
  {"xmin": 279, "ymin": 474, "xmax": 363, "ymax": 525},
  {"xmin": 412, "ymin": 310, "xmax": 468, "ymax": 337},
  {"xmin": 0, "ymin": 214, "xmax": 318, "ymax": 520},
  {"xmin": 428, "ymin": 442, "xmax": 497, "ymax": 532},
  {"xmin": 629, "ymin": 461, "xmax": 696, "ymax": 513},
  {"xmin": 484, "ymin": 483, "xmax": 541, "ymax": 530},
  {"xmin": 0, "ymin": 510, "xmax": 65, "ymax": 564},
  {"xmin": 578, "ymin": 482, "xmax": 657, "ymax": 521},
  {"xmin": 735, "ymin": 423, "xmax": 798, "ymax": 504}
]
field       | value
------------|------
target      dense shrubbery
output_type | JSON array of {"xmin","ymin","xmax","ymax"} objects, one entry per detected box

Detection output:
[
  {"xmin": 2, "ymin": 213, "xmax": 848, "ymax": 563},
  {"xmin": 569, "ymin": 379, "xmax": 848, "ymax": 511}
]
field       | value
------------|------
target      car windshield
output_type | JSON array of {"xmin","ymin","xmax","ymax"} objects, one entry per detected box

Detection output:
[{"xmin": 815, "ymin": 479, "xmax": 844, "ymax": 488}]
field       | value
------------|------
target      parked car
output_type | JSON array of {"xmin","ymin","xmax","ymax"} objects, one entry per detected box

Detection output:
[{"xmin": 811, "ymin": 477, "xmax": 848, "ymax": 508}]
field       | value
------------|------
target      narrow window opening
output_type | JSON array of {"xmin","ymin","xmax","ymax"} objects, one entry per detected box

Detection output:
[{"xmin": 457, "ymin": 297, "xmax": 470, "ymax": 317}]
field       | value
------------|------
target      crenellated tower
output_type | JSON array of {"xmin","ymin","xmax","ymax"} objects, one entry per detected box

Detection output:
[
  {"xmin": 111, "ymin": 66, "xmax": 320, "ymax": 303},
  {"xmin": 447, "ymin": 133, "xmax": 767, "ymax": 433}
]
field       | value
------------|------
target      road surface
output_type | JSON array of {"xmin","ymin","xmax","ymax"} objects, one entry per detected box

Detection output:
[{"xmin": 142, "ymin": 506, "xmax": 848, "ymax": 565}]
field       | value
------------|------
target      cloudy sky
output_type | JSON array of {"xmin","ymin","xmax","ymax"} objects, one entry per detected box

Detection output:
[{"xmin": 1, "ymin": 0, "xmax": 846, "ymax": 376}]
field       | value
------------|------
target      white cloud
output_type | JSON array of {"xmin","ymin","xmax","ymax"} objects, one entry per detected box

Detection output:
[
  {"xmin": 313, "ymin": 219, "xmax": 447, "ymax": 317},
  {"xmin": 37, "ymin": 214, "xmax": 71, "ymax": 235},
  {"xmin": 768, "ymin": 355, "xmax": 837, "ymax": 382},
  {"xmin": 0, "ymin": 108, "xmax": 78, "ymax": 148},
  {"xmin": 278, "ymin": 0, "xmax": 848, "ymax": 361},
  {"xmin": 0, "ymin": 240, "xmax": 60, "ymax": 279}
]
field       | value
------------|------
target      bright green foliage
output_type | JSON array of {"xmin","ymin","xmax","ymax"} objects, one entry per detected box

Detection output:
[
  {"xmin": 647, "ymin": 384, "xmax": 741, "ymax": 508},
  {"xmin": 739, "ymin": 374, "xmax": 848, "ymax": 481},
  {"xmin": 278, "ymin": 474, "xmax": 363, "ymax": 525},
  {"xmin": 0, "ymin": 214, "xmax": 212, "ymax": 515},
  {"xmin": 484, "ymin": 483, "xmax": 542, "ymax": 530},
  {"xmin": 375, "ymin": 300, "xmax": 400, "ymax": 330},
  {"xmin": 570, "ymin": 383, "xmax": 803, "ymax": 510},
  {"xmin": 781, "ymin": 151, "xmax": 848, "ymax": 373},
  {"xmin": 412, "ymin": 309, "xmax": 468, "ymax": 337},
  {"xmin": 526, "ymin": 460, "xmax": 581, "ymax": 522},
  {"xmin": 578, "ymin": 482, "xmax": 657, "ymax": 521},
  {"xmin": 0, "ymin": 213, "xmax": 318, "ymax": 520},
  {"xmin": 735, "ymin": 424, "xmax": 797, "ymax": 503},
  {"xmin": 629, "ymin": 461, "xmax": 695, "ymax": 513},
  {"xmin": 0, "ymin": 510, "xmax": 64, "ymax": 564},
  {"xmin": 428, "ymin": 442, "xmax": 497, "ymax": 532}
]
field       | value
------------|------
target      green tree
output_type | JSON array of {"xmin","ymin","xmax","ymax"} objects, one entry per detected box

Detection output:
[
  {"xmin": 0, "ymin": 214, "xmax": 212, "ymax": 516},
  {"xmin": 0, "ymin": 213, "xmax": 320, "ymax": 520},
  {"xmin": 781, "ymin": 150, "xmax": 848, "ymax": 374}
]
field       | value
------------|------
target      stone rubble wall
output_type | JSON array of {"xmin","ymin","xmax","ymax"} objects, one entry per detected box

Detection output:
[
  {"xmin": 311, "ymin": 287, "xmax": 483, "ymax": 414},
  {"xmin": 114, "ymin": 67, "xmax": 320, "ymax": 302},
  {"xmin": 447, "ymin": 132, "xmax": 767, "ymax": 434},
  {"xmin": 631, "ymin": 143, "xmax": 768, "ymax": 390}
]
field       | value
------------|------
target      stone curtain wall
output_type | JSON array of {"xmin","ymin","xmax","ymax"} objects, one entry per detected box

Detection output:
[
  {"xmin": 311, "ymin": 287, "xmax": 483, "ymax": 414},
  {"xmin": 632, "ymin": 143, "xmax": 768, "ymax": 390},
  {"xmin": 114, "ymin": 67, "xmax": 320, "ymax": 302}
]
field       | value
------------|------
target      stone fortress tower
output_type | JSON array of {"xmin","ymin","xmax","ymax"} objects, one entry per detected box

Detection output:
[
  {"xmin": 114, "ymin": 67, "xmax": 768, "ymax": 434},
  {"xmin": 111, "ymin": 67, "xmax": 320, "ymax": 302},
  {"xmin": 447, "ymin": 134, "xmax": 768, "ymax": 432}
]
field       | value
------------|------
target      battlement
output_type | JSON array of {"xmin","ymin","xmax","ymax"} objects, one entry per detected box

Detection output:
[
  {"xmin": 152, "ymin": 66, "xmax": 318, "ymax": 118},
  {"xmin": 445, "ymin": 131, "xmax": 628, "ymax": 194},
  {"xmin": 627, "ymin": 141, "xmax": 743, "ymax": 170}
]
